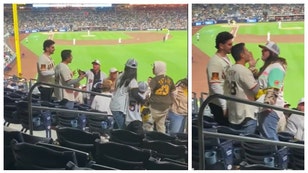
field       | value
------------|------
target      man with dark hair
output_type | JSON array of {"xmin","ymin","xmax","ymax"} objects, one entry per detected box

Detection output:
[
  {"xmin": 206, "ymin": 31, "xmax": 234, "ymax": 126},
  {"xmin": 54, "ymin": 49, "xmax": 86, "ymax": 108},
  {"xmin": 224, "ymin": 43, "xmax": 259, "ymax": 134},
  {"xmin": 37, "ymin": 39, "xmax": 56, "ymax": 101}
]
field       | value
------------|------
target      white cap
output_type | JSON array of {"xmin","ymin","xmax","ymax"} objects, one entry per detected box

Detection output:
[
  {"xmin": 109, "ymin": 67, "xmax": 118, "ymax": 73},
  {"xmin": 258, "ymin": 41, "xmax": 280, "ymax": 55},
  {"xmin": 92, "ymin": 60, "xmax": 101, "ymax": 65},
  {"xmin": 298, "ymin": 98, "xmax": 304, "ymax": 104}
]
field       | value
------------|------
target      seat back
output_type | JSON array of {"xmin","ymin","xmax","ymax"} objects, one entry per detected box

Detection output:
[
  {"xmin": 11, "ymin": 139, "xmax": 78, "ymax": 170},
  {"xmin": 36, "ymin": 142, "xmax": 90, "ymax": 167},
  {"xmin": 4, "ymin": 130, "xmax": 23, "ymax": 170},
  {"xmin": 94, "ymin": 141, "xmax": 151, "ymax": 170},
  {"xmin": 241, "ymin": 134, "xmax": 288, "ymax": 169},
  {"xmin": 145, "ymin": 131, "xmax": 176, "ymax": 142},
  {"xmin": 57, "ymin": 111, "xmax": 86, "ymax": 130},
  {"xmin": 56, "ymin": 126, "xmax": 100, "ymax": 155},
  {"xmin": 109, "ymin": 129, "xmax": 144, "ymax": 147},
  {"xmin": 142, "ymin": 140, "xmax": 187, "ymax": 162},
  {"xmin": 86, "ymin": 113, "xmax": 113, "ymax": 135},
  {"xmin": 21, "ymin": 133, "xmax": 53, "ymax": 144},
  {"xmin": 289, "ymin": 140, "xmax": 304, "ymax": 170}
]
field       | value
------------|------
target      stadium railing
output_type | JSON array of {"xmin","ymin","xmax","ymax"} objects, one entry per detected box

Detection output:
[
  {"xmin": 26, "ymin": 82, "xmax": 112, "ymax": 136},
  {"xmin": 197, "ymin": 94, "xmax": 304, "ymax": 170}
]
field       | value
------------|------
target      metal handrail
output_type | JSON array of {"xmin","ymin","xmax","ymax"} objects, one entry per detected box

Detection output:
[
  {"xmin": 198, "ymin": 94, "xmax": 304, "ymax": 170},
  {"xmin": 27, "ymin": 82, "xmax": 112, "ymax": 135}
]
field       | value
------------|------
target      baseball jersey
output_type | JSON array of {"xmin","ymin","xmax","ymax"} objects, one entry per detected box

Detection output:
[
  {"xmin": 85, "ymin": 70, "xmax": 107, "ymax": 99},
  {"xmin": 37, "ymin": 54, "xmax": 55, "ymax": 87},
  {"xmin": 125, "ymin": 92, "xmax": 145, "ymax": 125},
  {"xmin": 109, "ymin": 73, "xmax": 138, "ymax": 114},
  {"xmin": 257, "ymin": 62, "xmax": 286, "ymax": 131},
  {"xmin": 207, "ymin": 53, "xmax": 232, "ymax": 110},
  {"xmin": 258, "ymin": 62, "xmax": 285, "ymax": 107},
  {"xmin": 54, "ymin": 63, "xmax": 74, "ymax": 101},
  {"xmin": 148, "ymin": 75, "xmax": 176, "ymax": 111},
  {"xmin": 91, "ymin": 92, "xmax": 112, "ymax": 115},
  {"xmin": 224, "ymin": 64, "xmax": 258, "ymax": 124}
]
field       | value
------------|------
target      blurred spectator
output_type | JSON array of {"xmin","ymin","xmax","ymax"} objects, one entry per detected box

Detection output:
[{"xmin": 284, "ymin": 98, "xmax": 304, "ymax": 141}]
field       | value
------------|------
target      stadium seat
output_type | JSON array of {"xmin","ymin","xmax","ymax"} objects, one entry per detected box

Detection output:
[
  {"xmin": 56, "ymin": 111, "xmax": 86, "ymax": 131},
  {"xmin": 94, "ymin": 141, "xmax": 152, "ymax": 170},
  {"xmin": 10, "ymin": 139, "xmax": 78, "ymax": 170},
  {"xmin": 109, "ymin": 129, "xmax": 145, "ymax": 147},
  {"xmin": 144, "ymin": 131, "xmax": 177, "ymax": 142},
  {"xmin": 4, "ymin": 96, "xmax": 21, "ymax": 126},
  {"xmin": 277, "ymin": 131, "xmax": 295, "ymax": 142},
  {"xmin": 16, "ymin": 101, "xmax": 52, "ymax": 138},
  {"xmin": 4, "ymin": 130, "xmax": 24, "ymax": 170},
  {"xmin": 241, "ymin": 134, "xmax": 289, "ymax": 170},
  {"xmin": 55, "ymin": 126, "xmax": 100, "ymax": 157},
  {"xmin": 192, "ymin": 125, "xmax": 234, "ymax": 170},
  {"xmin": 288, "ymin": 140, "xmax": 304, "ymax": 170},
  {"xmin": 21, "ymin": 132, "xmax": 53, "ymax": 144},
  {"xmin": 141, "ymin": 140, "xmax": 188, "ymax": 163},
  {"xmin": 86, "ymin": 113, "xmax": 113, "ymax": 135},
  {"xmin": 36, "ymin": 142, "xmax": 91, "ymax": 167}
]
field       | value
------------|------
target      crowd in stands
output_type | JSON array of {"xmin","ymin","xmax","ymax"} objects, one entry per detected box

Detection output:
[
  {"xmin": 192, "ymin": 4, "xmax": 304, "ymax": 23},
  {"xmin": 4, "ymin": 4, "xmax": 187, "ymax": 34},
  {"xmin": 4, "ymin": 44, "xmax": 16, "ymax": 71}
]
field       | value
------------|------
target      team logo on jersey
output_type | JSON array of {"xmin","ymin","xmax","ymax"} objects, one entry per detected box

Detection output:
[
  {"xmin": 274, "ymin": 80, "xmax": 280, "ymax": 87},
  {"xmin": 211, "ymin": 72, "xmax": 219, "ymax": 80}
]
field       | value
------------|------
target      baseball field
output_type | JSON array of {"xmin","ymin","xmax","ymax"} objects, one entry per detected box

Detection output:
[
  {"xmin": 192, "ymin": 21, "xmax": 304, "ymax": 107},
  {"xmin": 8, "ymin": 30, "xmax": 187, "ymax": 85}
]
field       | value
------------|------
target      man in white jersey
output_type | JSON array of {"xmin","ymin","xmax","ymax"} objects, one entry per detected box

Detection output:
[
  {"xmin": 206, "ymin": 31, "xmax": 234, "ymax": 126},
  {"xmin": 224, "ymin": 43, "xmax": 259, "ymax": 134},
  {"xmin": 37, "ymin": 39, "xmax": 56, "ymax": 101},
  {"xmin": 54, "ymin": 50, "xmax": 86, "ymax": 108}
]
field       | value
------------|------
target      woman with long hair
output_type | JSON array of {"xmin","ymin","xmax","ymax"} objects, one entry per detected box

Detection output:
[
  {"xmin": 109, "ymin": 58, "xmax": 144, "ymax": 129},
  {"xmin": 256, "ymin": 41, "xmax": 287, "ymax": 140}
]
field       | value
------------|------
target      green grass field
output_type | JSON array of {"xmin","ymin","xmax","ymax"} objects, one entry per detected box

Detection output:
[
  {"xmin": 193, "ymin": 22, "xmax": 304, "ymax": 107},
  {"xmin": 22, "ymin": 30, "xmax": 188, "ymax": 84}
]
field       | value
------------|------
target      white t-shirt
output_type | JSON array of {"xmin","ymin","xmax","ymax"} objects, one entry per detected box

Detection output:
[
  {"xmin": 224, "ymin": 64, "xmax": 258, "ymax": 124},
  {"xmin": 91, "ymin": 92, "xmax": 112, "ymax": 115},
  {"xmin": 207, "ymin": 53, "xmax": 232, "ymax": 110},
  {"xmin": 109, "ymin": 73, "xmax": 138, "ymax": 114},
  {"xmin": 54, "ymin": 63, "xmax": 75, "ymax": 101},
  {"xmin": 285, "ymin": 113, "xmax": 304, "ymax": 141}
]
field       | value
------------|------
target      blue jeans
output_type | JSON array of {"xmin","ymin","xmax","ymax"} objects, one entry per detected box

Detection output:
[
  {"xmin": 229, "ymin": 118, "xmax": 257, "ymax": 135},
  {"xmin": 167, "ymin": 111, "xmax": 186, "ymax": 134},
  {"xmin": 111, "ymin": 111, "xmax": 126, "ymax": 129},
  {"xmin": 257, "ymin": 110, "xmax": 279, "ymax": 141}
]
